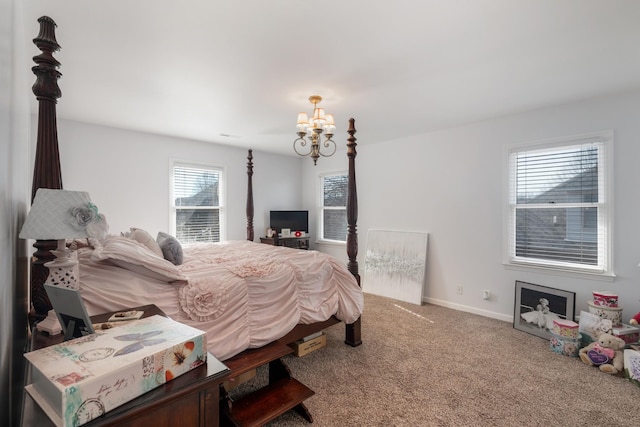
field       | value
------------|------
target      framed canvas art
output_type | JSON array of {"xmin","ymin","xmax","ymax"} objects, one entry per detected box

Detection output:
[{"xmin": 363, "ymin": 230, "xmax": 428, "ymax": 305}]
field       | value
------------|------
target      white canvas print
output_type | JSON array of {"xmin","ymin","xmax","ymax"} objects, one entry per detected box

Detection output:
[{"xmin": 363, "ymin": 230, "xmax": 428, "ymax": 305}]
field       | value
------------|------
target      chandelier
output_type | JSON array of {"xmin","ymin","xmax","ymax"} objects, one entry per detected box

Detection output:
[{"xmin": 293, "ymin": 95, "xmax": 337, "ymax": 165}]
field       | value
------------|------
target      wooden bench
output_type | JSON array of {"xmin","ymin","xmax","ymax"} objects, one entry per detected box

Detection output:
[{"xmin": 220, "ymin": 341, "xmax": 314, "ymax": 426}]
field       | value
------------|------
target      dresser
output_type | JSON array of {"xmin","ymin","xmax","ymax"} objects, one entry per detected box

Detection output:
[{"xmin": 22, "ymin": 305, "xmax": 229, "ymax": 427}]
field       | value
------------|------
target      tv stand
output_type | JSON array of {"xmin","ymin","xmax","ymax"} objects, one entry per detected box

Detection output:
[{"xmin": 260, "ymin": 236, "xmax": 309, "ymax": 250}]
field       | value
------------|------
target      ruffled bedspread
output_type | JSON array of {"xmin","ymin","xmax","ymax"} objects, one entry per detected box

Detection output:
[{"xmin": 77, "ymin": 240, "xmax": 363, "ymax": 360}]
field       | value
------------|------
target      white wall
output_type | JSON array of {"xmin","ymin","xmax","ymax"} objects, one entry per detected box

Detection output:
[
  {"xmin": 55, "ymin": 119, "xmax": 304, "ymax": 241},
  {"xmin": 304, "ymin": 90, "xmax": 640, "ymax": 323},
  {"xmin": 23, "ymin": 83, "xmax": 640, "ymax": 329}
]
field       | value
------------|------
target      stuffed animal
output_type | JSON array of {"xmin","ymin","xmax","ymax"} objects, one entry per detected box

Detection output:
[
  {"xmin": 578, "ymin": 333, "xmax": 626, "ymax": 374},
  {"xmin": 629, "ymin": 312, "xmax": 640, "ymax": 326}
]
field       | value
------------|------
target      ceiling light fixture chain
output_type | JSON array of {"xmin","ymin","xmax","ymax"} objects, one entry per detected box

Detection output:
[{"xmin": 293, "ymin": 95, "xmax": 336, "ymax": 165}]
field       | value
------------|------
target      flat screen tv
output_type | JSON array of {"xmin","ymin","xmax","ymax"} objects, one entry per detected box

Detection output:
[{"xmin": 270, "ymin": 210, "xmax": 309, "ymax": 233}]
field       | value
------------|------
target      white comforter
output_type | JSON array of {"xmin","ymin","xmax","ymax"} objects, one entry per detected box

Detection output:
[{"xmin": 77, "ymin": 239, "xmax": 363, "ymax": 360}]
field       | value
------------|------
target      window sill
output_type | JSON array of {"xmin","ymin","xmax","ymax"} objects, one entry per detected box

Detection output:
[
  {"xmin": 315, "ymin": 239, "xmax": 346, "ymax": 247},
  {"xmin": 503, "ymin": 262, "xmax": 615, "ymax": 282}
]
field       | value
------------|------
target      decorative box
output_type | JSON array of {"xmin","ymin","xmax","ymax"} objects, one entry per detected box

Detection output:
[
  {"xmin": 289, "ymin": 333, "xmax": 326, "ymax": 357},
  {"xmin": 552, "ymin": 319, "xmax": 580, "ymax": 339},
  {"xmin": 612, "ymin": 323, "xmax": 640, "ymax": 345},
  {"xmin": 549, "ymin": 332, "xmax": 581, "ymax": 357},
  {"xmin": 592, "ymin": 291, "xmax": 618, "ymax": 307},
  {"xmin": 587, "ymin": 300, "xmax": 623, "ymax": 326},
  {"xmin": 24, "ymin": 315, "xmax": 207, "ymax": 427}
]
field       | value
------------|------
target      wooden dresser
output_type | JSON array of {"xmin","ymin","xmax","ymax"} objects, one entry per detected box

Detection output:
[{"xmin": 22, "ymin": 305, "xmax": 229, "ymax": 427}]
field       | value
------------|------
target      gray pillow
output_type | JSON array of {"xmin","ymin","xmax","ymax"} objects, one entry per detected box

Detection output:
[{"xmin": 156, "ymin": 232, "xmax": 184, "ymax": 265}]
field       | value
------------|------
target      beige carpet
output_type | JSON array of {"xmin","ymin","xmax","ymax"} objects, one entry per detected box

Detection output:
[{"xmin": 230, "ymin": 293, "xmax": 640, "ymax": 426}]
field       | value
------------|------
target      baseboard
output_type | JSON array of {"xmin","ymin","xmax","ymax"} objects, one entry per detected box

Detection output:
[{"xmin": 422, "ymin": 296, "xmax": 513, "ymax": 323}]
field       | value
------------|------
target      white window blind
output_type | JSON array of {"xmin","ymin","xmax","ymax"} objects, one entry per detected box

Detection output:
[
  {"xmin": 320, "ymin": 173, "xmax": 348, "ymax": 242},
  {"xmin": 171, "ymin": 163, "xmax": 225, "ymax": 243},
  {"xmin": 506, "ymin": 131, "xmax": 612, "ymax": 275}
]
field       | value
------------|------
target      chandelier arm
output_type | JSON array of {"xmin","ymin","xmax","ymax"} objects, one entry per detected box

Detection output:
[
  {"xmin": 293, "ymin": 136, "xmax": 312, "ymax": 157},
  {"xmin": 319, "ymin": 137, "xmax": 337, "ymax": 158}
]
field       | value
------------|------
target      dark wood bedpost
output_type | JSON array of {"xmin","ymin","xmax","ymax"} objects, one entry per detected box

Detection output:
[
  {"xmin": 30, "ymin": 16, "xmax": 63, "ymax": 317},
  {"xmin": 345, "ymin": 118, "xmax": 362, "ymax": 346},
  {"xmin": 246, "ymin": 149, "xmax": 254, "ymax": 241}
]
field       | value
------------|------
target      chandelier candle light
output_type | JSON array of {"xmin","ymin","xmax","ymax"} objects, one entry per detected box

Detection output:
[{"xmin": 294, "ymin": 95, "xmax": 337, "ymax": 165}]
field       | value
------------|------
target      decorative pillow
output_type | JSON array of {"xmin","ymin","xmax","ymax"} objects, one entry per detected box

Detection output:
[
  {"xmin": 91, "ymin": 235, "xmax": 187, "ymax": 282},
  {"xmin": 123, "ymin": 227, "xmax": 163, "ymax": 257},
  {"xmin": 157, "ymin": 232, "xmax": 184, "ymax": 265}
]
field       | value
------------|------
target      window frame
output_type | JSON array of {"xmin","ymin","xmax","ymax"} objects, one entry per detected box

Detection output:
[
  {"xmin": 503, "ymin": 130, "xmax": 614, "ymax": 279},
  {"xmin": 169, "ymin": 159, "xmax": 226, "ymax": 243},
  {"xmin": 317, "ymin": 171, "xmax": 348, "ymax": 244}
]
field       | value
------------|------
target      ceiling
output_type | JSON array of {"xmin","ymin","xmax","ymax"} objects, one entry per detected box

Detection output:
[{"xmin": 21, "ymin": 1, "xmax": 640, "ymax": 157}]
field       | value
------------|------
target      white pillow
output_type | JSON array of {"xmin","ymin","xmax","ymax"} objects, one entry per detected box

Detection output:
[
  {"xmin": 91, "ymin": 235, "xmax": 187, "ymax": 282},
  {"xmin": 123, "ymin": 228, "xmax": 163, "ymax": 257}
]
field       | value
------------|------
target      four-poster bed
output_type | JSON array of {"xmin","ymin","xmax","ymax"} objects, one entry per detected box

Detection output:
[{"xmin": 25, "ymin": 15, "xmax": 362, "ymax": 426}]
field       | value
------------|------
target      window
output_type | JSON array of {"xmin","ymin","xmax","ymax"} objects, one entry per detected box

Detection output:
[
  {"xmin": 505, "ymin": 131, "xmax": 613, "ymax": 276},
  {"xmin": 171, "ymin": 161, "xmax": 225, "ymax": 243},
  {"xmin": 319, "ymin": 173, "xmax": 348, "ymax": 242}
]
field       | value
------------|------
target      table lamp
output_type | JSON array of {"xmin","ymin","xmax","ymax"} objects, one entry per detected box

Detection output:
[{"xmin": 20, "ymin": 188, "xmax": 107, "ymax": 333}]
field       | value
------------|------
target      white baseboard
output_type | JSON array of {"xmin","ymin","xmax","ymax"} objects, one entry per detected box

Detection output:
[{"xmin": 422, "ymin": 296, "xmax": 513, "ymax": 323}]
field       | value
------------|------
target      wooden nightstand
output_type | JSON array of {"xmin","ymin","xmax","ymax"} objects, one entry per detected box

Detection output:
[
  {"xmin": 260, "ymin": 236, "xmax": 310, "ymax": 250},
  {"xmin": 22, "ymin": 305, "xmax": 229, "ymax": 427}
]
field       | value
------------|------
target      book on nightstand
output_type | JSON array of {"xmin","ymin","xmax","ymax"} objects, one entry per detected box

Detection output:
[{"xmin": 24, "ymin": 315, "xmax": 216, "ymax": 427}]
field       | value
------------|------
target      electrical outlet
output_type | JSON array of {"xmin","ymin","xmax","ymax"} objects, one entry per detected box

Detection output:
[
  {"xmin": 483, "ymin": 290, "xmax": 491, "ymax": 300},
  {"xmin": 456, "ymin": 286, "xmax": 463, "ymax": 295}
]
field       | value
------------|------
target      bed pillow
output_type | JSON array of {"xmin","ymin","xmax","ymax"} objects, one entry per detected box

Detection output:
[
  {"xmin": 123, "ymin": 227, "xmax": 163, "ymax": 257},
  {"xmin": 91, "ymin": 235, "xmax": 186, "ymax": 282},
  {"xmin": 157, "ymin": 232, "xmax": 184, "ymax": 265}
]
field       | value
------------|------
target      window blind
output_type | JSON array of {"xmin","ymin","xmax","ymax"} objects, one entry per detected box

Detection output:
[
  {"xmin": 172, "ymin": 164, "xmax": 224, "ymax": 243},
  {"xmin": 321, "ymin": 174, "xmax": 348, "ymax": 241}
]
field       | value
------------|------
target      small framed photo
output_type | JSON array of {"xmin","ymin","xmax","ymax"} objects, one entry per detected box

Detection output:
[
  {"xmin": 281, "ymin": 228, "xmax": 291, "ymax": 237},
  {"xmin": 513, "ymin": 281, "xmax": 576, "ymax": 340},
  {"xmin": 44, "ymin": 284, "xmax": 95, "ymax": 341}
]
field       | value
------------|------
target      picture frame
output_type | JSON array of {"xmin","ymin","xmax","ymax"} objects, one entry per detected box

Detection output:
[
  {"xmin": 281, "ymin": 228, "xmax": 291, "ymax": 237},
  {"xmin": 44, "ymin": 284, "xmax": 95, "ymax": 341},
  {"xmin": 513, "ymin": 281, "xmax": 575, "ymax": 340}
]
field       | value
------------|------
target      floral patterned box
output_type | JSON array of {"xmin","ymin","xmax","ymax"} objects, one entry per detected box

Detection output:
[
  {"xmin": 552, "ymin": 319, "xmax": 580, "ymax": 339},
  {"xmin": 549, "ymin": 331, "xmax": 581, "ymax": 357},
  {"xmin": 24, "ymin": 315, "xmax": 207, "ymax": 427}
]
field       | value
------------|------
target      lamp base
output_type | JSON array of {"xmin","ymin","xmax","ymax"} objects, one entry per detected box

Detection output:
[
  {"xmin": 36, "ymin": 309, "xmax": 62, "ymax": 335},
  {"xmin": 44, "ymin": 247, "xmax": 80, "ymax": 289}
]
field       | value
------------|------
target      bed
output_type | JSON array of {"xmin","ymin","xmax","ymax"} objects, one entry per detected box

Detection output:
[{"xmin": 27, "ymin": 16, "xmax": 363, "ymax": 362}]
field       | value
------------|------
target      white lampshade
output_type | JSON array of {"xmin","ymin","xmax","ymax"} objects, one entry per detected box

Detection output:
[
  {"xmin": 325, "ymin": 114, "xmax": 335, "ymax": 126},
  {"xmin": 297, "ymin": 112, "xmax": 309, "ymax": 125},
  {"xmin": 312, "ymin": 107, "xmax": 326, "ymax": 121},
  {"xmin": 20, "ymin": 188, "xmax": 107, "ymax": 240}
]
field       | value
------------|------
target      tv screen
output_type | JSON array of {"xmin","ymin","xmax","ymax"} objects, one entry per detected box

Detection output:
[{"xmin": 270, "ymin": 210, "xmax": 309, "ymax": 233}]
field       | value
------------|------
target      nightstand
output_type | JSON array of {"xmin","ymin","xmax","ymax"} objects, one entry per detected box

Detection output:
[
  {"xmin": 22, "ymin": 304, "xmax": 229, "ymax": 427},
  {"xmin": 260, "ymin": 236, "xmax": 310, "ymax": 250}
]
